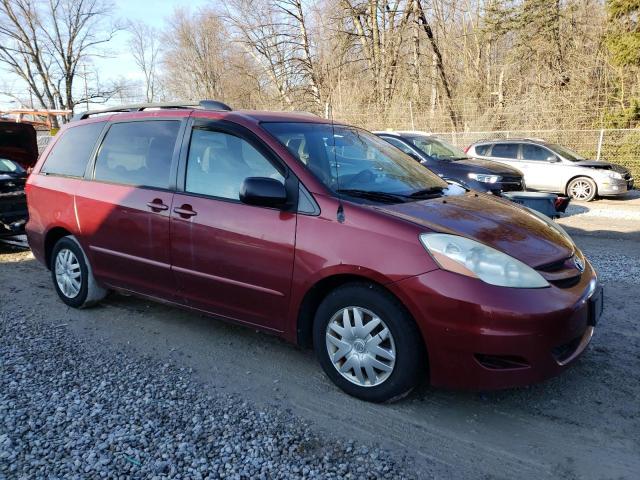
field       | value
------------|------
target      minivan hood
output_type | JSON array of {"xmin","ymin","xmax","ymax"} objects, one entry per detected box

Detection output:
[
  {"xmin": 375, "ymin": 193, "xmax": 574, "ymax": 268},
  {"xmin": 0, "ymin": 122, "xmax": 39, "ymax": 169},
  {"xmin": 451, "ymin": 157, "xmax": 523, "ymax": 177}
]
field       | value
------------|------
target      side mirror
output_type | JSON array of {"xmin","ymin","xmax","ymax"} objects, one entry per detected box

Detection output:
[
  {"xmin": 547, "ymin": 156, "xmax": 559, "ymax": 163},
  {"xmin": 240, "ymin": 177, "xmax": 288, "ymax": 207}
]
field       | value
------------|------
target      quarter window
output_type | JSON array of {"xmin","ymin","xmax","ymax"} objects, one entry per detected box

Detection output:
[
  {"xmin": 474, "ymin": 144, "xmax": 491, "ymax": 156},
  {"xmin": 185, "ymin": 129, "xmax": 284, "ymax": 200},
  {"xmin": 41, "ymin": 122, "xmax": 105, "ymax": 177},
  {"xmin": 93, "ymin": 121, "xmax": 180, "ymax": 189},
  {"xmin": 522, "ymin": 144, "xmax": 554, "ymax": 161},
  {"xmin": 490, "ymin": 143, "xmax": 519, "ymax": 159}
]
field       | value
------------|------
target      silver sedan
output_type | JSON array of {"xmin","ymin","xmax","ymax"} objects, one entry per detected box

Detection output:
[{"xmin": 466, "ymin": 139, "xmax": 634, "ymax": 201}]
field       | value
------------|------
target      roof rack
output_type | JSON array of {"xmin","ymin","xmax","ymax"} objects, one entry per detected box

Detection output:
[{"xmin": 71, "ymin": 100, "xmax": 232, "ymax": 122}]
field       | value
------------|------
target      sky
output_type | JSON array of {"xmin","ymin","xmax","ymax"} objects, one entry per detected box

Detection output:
[{"xmin": 0, "ymin": 0, "xmax": 211, "ymax": 111}]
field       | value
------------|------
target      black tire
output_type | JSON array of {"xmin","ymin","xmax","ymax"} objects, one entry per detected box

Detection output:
[
  {"xmin": 567, "ymin": 176, "xmax": 597, "ymax": 202},
  {"xmin": 50, "ymin": 236, "xmax": 107, "ymax": 308},
  {"xmin": 312, "ymin": 282, "xmax": 425, "ymax": 403}
]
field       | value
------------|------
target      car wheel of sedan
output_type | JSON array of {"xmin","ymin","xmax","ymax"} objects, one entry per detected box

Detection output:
[
  {"xmin": 567, "ymin": 176, "xmax": 597, "ymax": 202},
  {"xmin": 51, "ymin": 236, "xmax": 107, "ymax": 308},
  {"xmin": 313, "ymin": 283, "xmax": 425, "ymax": 402}
]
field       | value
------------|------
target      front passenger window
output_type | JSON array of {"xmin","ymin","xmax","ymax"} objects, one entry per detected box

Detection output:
[
  {"xmin": 185, "ymin": 129, "xmax": 284, "ymax": 200},
  {"xmin": 522, "ymin": 144, "xmax": 555, "ymax": 161}
]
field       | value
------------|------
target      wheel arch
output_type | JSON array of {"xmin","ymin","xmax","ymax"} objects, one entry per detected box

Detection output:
[
  {"xmin": 44, "ymin": 226, "xmax": 73, "ymax": 269},
  {"xmin": 565, "ymin": 174, "xmax": 597, "ymax": 197},
  {"xmin": 295, "ymin": 273, "xmax": 425, "ymax": 355}
]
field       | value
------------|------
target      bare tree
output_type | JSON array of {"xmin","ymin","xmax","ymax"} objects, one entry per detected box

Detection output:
[
  {"xmin": 223, "ymin": 0, "xmax": 324, "ymax": 111},
  {"xmin": 0, "ymin": 0, "xmax": 120, "ymax": 124},
  {"xmin": 161, "ymin": 7, "xmax": 263, "ymax": 108},
  {"xmin": 128, "ymin": 20, "xmax": 161, "ymax": 103}
]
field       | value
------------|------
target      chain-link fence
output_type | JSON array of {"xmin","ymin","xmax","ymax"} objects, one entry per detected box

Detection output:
[
  {"xmin": 331, "ymin": 105, "xmax": 639, "ymax": 183},
  {"xmin": 33, "ymin": 111, "xmax": 639, "ymax": 183}
]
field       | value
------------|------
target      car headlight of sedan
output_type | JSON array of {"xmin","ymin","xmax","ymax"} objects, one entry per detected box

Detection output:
[
  {"xmin": 468, "ymin": 173, "xmax": 502, "ymax": 184},
  {"xmin": 608, "ymin": 171, "xmax": 623, "ymax": 180},
  {"xmin": 420, "ymin": 233, "xmax": 549, "ymax": 288}
]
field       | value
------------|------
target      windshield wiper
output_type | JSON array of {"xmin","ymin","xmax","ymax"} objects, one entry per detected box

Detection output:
[
  {"xmin": 408, "ymin": 186, "xmax": 445, "ymax": 198},
  {"xmin": 336, "ymin": 189, "xmax": 408, "ymax": 203}
]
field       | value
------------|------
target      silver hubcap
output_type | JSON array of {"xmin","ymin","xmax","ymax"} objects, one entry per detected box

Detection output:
[
  {"xmin": 55, "ymin": 248, "xmax": 82, "ymax": 298},
  {"xmin": 325, "ymin": 306, "xmax": 396, "ymax": 387},
  {"xmin": 570, "ymin": 180, "xmax": 592, "ymax": 200}
]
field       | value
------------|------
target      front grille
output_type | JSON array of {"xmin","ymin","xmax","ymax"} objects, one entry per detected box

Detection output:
[
  {"xmin": 500, "ymin": 176, "xmax": 524, "ymax": 192},
  {"xmin": 536, "ymin": 255, "xmax": 582, "ymax": 288},
  {"xmin": 549, "ymin": 276, "xmax": 581, "ymax": 288}
]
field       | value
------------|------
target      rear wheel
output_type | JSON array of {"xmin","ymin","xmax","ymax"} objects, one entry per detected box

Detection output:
[
  {"xmin": 567, "ymin": 176, "xmax": 597, "ymax": 202},
  {"xmin": 313, "ymin": 283, "xmax": 425, "ymax": 402},
  {"xmin": 50, "ymin": 236, "xmax": 107, "ymax": 308}
]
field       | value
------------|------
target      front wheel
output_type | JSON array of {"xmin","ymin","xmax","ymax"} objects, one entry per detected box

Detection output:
[
  {"xmin": 567, "ymin": 176, "xmax": 597, "ymax": 202},
  {"xmin": 313, "ymin": 283, "xmax": 425, "ymax": 402},
  {"xmin": 50, "ymin": 236, "xmax": 108, "ymax": 308}
]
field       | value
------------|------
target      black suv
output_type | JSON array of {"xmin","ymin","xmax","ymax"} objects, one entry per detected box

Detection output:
[
  {"xmin": 375, "ymin": 131, "xmax": 524, "ymax": 195},
  {"xmin": 1, "ymin": 121, "xmax": 38, "ymax": 236}
]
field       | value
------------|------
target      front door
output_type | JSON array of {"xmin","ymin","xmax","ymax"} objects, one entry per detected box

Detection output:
[
  {"xmin": 170, "ymin": 122, "xmax": 296, "ymax": 331},
  {"xmin": 520, "ymin": 143, "xmax": 562, "ymax": 191},
  {"xmin": 76, "ymin": 119, "xmax": 183, "ymax": 299}
]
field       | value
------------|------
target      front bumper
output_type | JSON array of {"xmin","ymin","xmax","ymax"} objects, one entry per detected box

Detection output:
[
  {"xmin": 0, "ymin": 191, "xmax": 28, "ymax": 236},
  {"xmin": 390, "ymin": 261, "xmax": 599, "ymax": 390},
  {"xmin": 597, "ymin": 178, "xmax": 629, "ymax": 196}
]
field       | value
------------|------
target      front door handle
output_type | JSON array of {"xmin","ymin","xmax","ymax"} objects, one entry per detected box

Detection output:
[
  {"xmin": 147, "ymin": 199, "xmax": 169, "ymax": 212},
  {"xmin": 173, "ymin": 205, "xmax": 197, "ymax": 218}
]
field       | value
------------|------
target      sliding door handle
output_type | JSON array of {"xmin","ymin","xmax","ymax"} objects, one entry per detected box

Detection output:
[
  {"xmin": 146, "ymin": 200, "xmax": 169, "ymax": 212},
  {"xmin": 173, "ymin": 205, "xmax": 197, "ymax": 218}
]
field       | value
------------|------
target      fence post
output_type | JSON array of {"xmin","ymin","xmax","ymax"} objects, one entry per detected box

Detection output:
[
  {"xmin": 324, "ymin": 102, "xmax": 330, "ymax": 120},
  {"xmin": 596, "ymin": 129, "xmax": 604, "ymax": 161},
  {"xmin": 409, "ymin": 101, "xmax": 415, "ymax": 131}
]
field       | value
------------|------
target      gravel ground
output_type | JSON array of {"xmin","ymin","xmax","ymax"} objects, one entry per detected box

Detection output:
[
  {"xmin": 0, "ymin": 303, "xmax": 411, "ymax": 479},
  {"xmin": 1, "ymin": 195, "xmax": 639, "ymax": 479}
]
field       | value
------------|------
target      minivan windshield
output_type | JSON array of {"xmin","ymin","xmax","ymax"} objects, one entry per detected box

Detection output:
[
  {"xmin": 262, "ymin": 123, "xmax": 448, "ymax": 202},
  {"xmin": 407, "ymin": 135, "xmax": 468, "ymax": 161},
  {"xmin": 549, "ymin": 144, "xmax": 586, "ymax": 162}
]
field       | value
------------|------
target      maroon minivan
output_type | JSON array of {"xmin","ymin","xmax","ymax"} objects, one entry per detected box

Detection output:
[{"xmin": 26, "ymin": 101, "xmax": 602, "ymax": 402}]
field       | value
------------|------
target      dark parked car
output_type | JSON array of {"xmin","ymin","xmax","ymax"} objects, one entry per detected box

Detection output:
[
  {"xmin": 374, "ymin": 131, "xmax": 525, "ymax": 194},
  {"xmin": 466, "ymin": 138, "xmax": 634, "ymax": 201},
  {"xmin": 0, "ymin": 121, "xmax": 38, "ymax": 236},
  {"xmin": 27, "ymin": 102, "xmax": 601, "ymax": 402}
]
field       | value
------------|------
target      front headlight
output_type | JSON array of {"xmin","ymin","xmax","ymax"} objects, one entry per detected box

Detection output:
[
  {"xmin": 420, "ymin": 233, "xmax": 549, "ymax": 288},
  {"xmin": 608, "ymin": 171, "xmax": 623, "ymax": 180},
  {"xmin": 468, "ymin": 173, "xmax": 502, "ymax": 184}
]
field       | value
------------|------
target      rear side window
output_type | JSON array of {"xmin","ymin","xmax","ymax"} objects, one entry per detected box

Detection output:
[
  {"xmin": 41, "ymin": 122, "xmax": 104, "ymax": 177},
  {"xmin": 94, "ymin": 121, "xmax": 180, "ymax": 189},
  {"xmin": 490, "ymin": 143, "xmax": 519, "ymax": 159},
  {"xmin": 474, "ymin": 144, "xmax": 491, "ymax": 156}
]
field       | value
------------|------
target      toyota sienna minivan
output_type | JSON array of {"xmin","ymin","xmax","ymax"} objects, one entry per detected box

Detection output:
[{"xmin": 26, "ymin": 101, "xmax": 602, "ymax": 402}]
